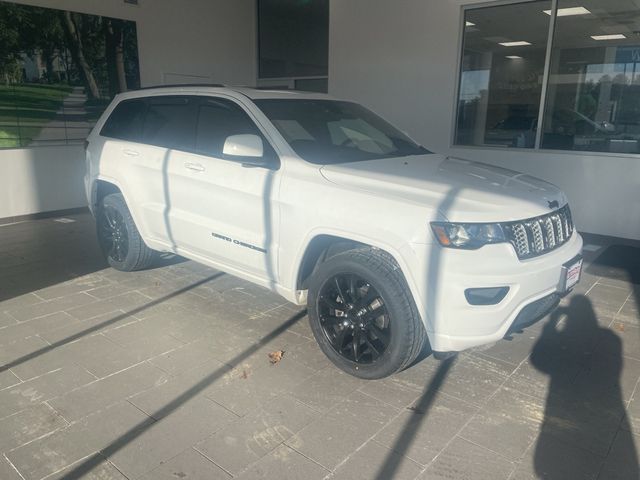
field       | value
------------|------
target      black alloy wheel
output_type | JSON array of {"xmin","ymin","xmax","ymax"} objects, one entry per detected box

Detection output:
[
  {"xmin": 99, "ymin": 205, "xmax": 130, "ymax": 263},
  {"xmin": 317, "ymin": 273, "xmax": 391, "ymax": 364}
]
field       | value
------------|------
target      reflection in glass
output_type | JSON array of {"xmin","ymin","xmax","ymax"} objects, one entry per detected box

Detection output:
[
  {"xmin": 455, "ymin": 1, "xmax": 552, "ymax": 149},
  {"xmin": 542, "ymin": 0, "xmax": 640, "ymax": 154}
]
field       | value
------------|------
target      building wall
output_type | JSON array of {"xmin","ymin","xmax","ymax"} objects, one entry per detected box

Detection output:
[
  {"xmin": 1, "ymin": 0, "xmax": 257, "ymax": 220},
  {"xmin": 329, "ymin": 0, "xmax": 640, "ymax": 241}
]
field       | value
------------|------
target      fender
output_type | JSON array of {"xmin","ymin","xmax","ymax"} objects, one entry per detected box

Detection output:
[{"xmin": 290, "ymin": 227, "xmax": 429, "ymax": 327}]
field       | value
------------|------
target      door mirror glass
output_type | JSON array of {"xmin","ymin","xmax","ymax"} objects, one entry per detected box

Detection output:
[{"xmin": 223, "ymin": 134, "xmax": 264, "ymax": 158}]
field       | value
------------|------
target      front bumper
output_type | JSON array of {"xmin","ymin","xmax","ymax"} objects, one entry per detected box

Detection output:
[{"xmin": 407, "ymin": 231, "xmax": 583, "ymax": 352}]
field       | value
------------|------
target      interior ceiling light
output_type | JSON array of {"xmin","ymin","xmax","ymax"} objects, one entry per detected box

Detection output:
[
  {"xmin": 543, "ymin": 7, "xmax": 591, "ymax": 16},
  {"xmin": 466, "ymin": 21, "xmax": 475, "ymax": 26},
  {"xmin": 506, "ymin": 55, "xmax": 523, "ymax": 59},
  {"xmin": 499, "ymin": 41, "xmax": 532, "ymax": 47},
  {"xmin": 591, "ymin": 34, "xmax": 627, "ymax": 40}
]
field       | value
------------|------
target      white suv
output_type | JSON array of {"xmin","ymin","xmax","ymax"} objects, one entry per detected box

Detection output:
[{"xmin": 84, "ymin": 85, "xmax": 583, "ymax": 379}]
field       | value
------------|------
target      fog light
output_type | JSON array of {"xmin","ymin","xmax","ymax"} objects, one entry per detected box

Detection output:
[{"xmin": 465, "ymin": 287, "xmax": 509, "ymax": 306}]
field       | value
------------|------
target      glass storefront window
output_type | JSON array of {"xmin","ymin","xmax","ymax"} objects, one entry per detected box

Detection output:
[
  {"xmin": 455, "ymin": 1, "xmax": 552, "ymax": 149},
  {"xmin": 542, "ymin": 0, "xmax": 640, "ymax": 154}
]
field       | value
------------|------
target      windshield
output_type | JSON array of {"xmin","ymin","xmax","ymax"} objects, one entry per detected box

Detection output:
[{"xmin": 254, "ymin": 99, "xmax": 430, "ymax": 164}]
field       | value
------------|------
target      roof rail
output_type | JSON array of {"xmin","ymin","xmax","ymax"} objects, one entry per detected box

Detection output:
[{"xmin": 136, "ymin": 83, "xmax": 226, "ymax": 90}]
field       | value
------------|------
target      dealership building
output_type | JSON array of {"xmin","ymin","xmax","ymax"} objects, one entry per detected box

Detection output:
[{"xmin": 1, "ymin": 0, "xmax": 639, "ymax": 242}]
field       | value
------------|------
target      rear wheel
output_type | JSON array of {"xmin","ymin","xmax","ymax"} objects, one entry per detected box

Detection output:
[
  {"xmin": 307, "ymin": 248, "xmax": 427, "ymax": 379},
  {"xmin": 96, "ymin": 193, "xmax": 156, "ymax": 271}
]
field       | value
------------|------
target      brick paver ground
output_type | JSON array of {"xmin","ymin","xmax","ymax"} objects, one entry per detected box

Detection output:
[{"xmin": 0, "ymin": 213, "xmax": 638, "ymax": 479}]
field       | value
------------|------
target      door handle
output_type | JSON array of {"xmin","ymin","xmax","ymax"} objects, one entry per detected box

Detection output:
[
  {"xmin": 184, "ymin": 162, "xmax": 205, "ymax": 172},
  {"xmin": 123, "ymin": 149, "xmax": 139, "ymax": 157}
]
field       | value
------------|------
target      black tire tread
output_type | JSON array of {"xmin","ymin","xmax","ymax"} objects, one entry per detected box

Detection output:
[
  {"xmin": 99, "ymin": 193, "xmax": 156, "ymax": 271},
  {"xmin": 310, "ymin": 246, "xmax": 427, "ymax": 378}
]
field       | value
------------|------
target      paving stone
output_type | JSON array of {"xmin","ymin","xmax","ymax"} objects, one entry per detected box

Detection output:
[
  {"xmin": 0, "ymin": 365, "xmax": 95, "ymax": 419},
  {"xmin": 7, "ymin": 292, "xmax": 96, "ymax": 322},
  {"xmin": 287, "ymin": 366, "xmax": 367, "ymax": 413},
  {"xmin": 38, "ymin": 309, "xmax": 135, "ymax": 345},
  {"xmin": 374, "ymin": 392, "xmax": 477, "ymax": 466},
  {"xmin": 0, "ymin": 455, "xmax": 22, "ymax": 480},
  {"xmin": 0, "ymin": 403, "xmax": 68, "ymax": 452},
  {"xmin": 597, "ymin": 428, "xmax": 640, "ymax": 480},
  {"xmin": 290, "ymin": 390, "xmax": 399, "ymax": 470},
  {"xmin": 102, "ymin": 317, "xmax": 185, "ymax": 359},
  {"xmin": 235, "ymin": 444, "xmax": 329, "ymax": 480},
  {"xmin": 470, "ymin": 329, "xmax": 541, "ymax": 366},
  {"xmin": 0, "ymin": 312, "xmax": 82, "ymax": 348},
  {"xmin": 509, "ymin": 432, "xmax": 604, "ymax": 480},
  {"xmin": 628, "ymin": 390, "xmax": 640, "ymax": 435},
  {"xmin": 6, "ymin": 401, "xmax": 150, "ymax": 480},
  {"xmin": 0, "ymin": 370, "xmax": 21, "ymax": 391},
  {"xmin": 34, "ymin": 276, "xmax": 110, "ymax": 301},
  {"xmin": 392, "ymin": 354, "xmax": 509, "ymax": 407},
  {"xmin": 195, "ymin": 395, "xmax": 318, "ymax": 475},
  {"xmin": 108, "ymin": 397, "xmax": 237, "ymax": 479},
  {"xmin": 0, "ymin": 293, "xmax": 44, "ymax": 312},
  {"xmin": 0, "ymin": 335, "xmax": 51, "ymax": 371},
  {"xmin": 129, "ymin": 358, "xmax": 231, "ymax": 419},
  {"xmin": 617, "ymin": 296, "xmax": 639, "ymax": 326},
  {"xmin": 45, "ymin": 458, "xmax": 128, "ymax": 480},
  {"xmin": 48, "ymin": 362, "xmax": 167, "ymax": 421},
  {"xmin": 139, "ymin": 447, "xmax": 231, "ymax": 480},
  {"xmin": 459, "ymin": 387, "xmax": 545, "ymax": 461},
  {"xmin": 56, "ymin": 334, "xmax": 148, "ymax": 378},
  {"xmin": 0, "ymin": 311, "xmax": 18, "ymax": 328},
  {"xmin": 586, "ymin": 283, "xmax": 630, "ymax": 317},
  {"xmin": 204, "ymin": 354, "xmax": 316, "ymax": 417},
  {"xmin": 358, "ymin": 376, "xmax": 423, "ymax": 409},
  {"xmin": 571, "ymin": 351, "xmax": 640, "ymax": 403},
  {"xmin": 418, "ymin": 437, "xmax": 514, "ymax": 480},
  {"xmin": 331, "ymin": 439, "xmax": 423, "ymax": 480},
  {"xmin": 149, "ymin": 339, "xmax": 226, "ymax": 376},
  {"xmin": 65, "ymin": 291, "xmax": 150, "ymax": 321}
]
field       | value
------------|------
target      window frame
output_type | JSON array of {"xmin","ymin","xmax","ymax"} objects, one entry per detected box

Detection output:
[
  {"xmin": 450, "ymin": 0, "xmax": 640, "ymax": 158},
  {"xmin": 101, "ymin": 93, "xmax": 281, "ymax": 169}
]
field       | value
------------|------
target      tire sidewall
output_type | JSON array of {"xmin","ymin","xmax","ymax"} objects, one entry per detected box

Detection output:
[
  {"xmin": 97, "ymin": 193, "xmax": 140, "ymax": 271},
  {"xmin": 308, "ymin": 252, "xmax": 415, "ymax": 379}
]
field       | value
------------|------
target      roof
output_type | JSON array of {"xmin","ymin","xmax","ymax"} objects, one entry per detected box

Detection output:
[{"xmin": 124, "ymin": 84, "xmax": 334, "ymax": 101}]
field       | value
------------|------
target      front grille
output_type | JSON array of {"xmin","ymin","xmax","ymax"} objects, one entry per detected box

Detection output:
[{"xmin": 502, "ymin": 204, "xmax": 574, "ymax": 260}]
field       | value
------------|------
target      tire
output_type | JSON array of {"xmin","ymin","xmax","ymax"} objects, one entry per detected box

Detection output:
[
  {"xmin": 96, "ymin": 193, "xmax": 156, "ymax": 271},
  {"xmin": 307, "ymin": 248, "xmax": 427, "ymax": 379}
]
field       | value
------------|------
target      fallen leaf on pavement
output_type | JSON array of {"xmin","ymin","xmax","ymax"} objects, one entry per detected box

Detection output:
[{"xmin": 268, "ymin": 350, "xmax": 285, "ymax": 365}]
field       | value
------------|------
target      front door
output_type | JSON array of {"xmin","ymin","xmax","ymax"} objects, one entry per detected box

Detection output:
[{"xmin": 166, "ymin": 96, "xmax": 281, "ymax": 284}]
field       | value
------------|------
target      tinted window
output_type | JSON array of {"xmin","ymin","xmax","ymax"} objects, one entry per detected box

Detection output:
[
  {"xmin": 142, "ymin": 96, "xmax": 196, "ymax": 151},
  {"xmin": 101, "ymin": 99, "xmax": 146, "ymax": 141},
  {"xmin": 255, "ymin": 99, "xmax": 429, "ymax": 164},
  {"xmin": 195, "ymin": 99, "xmax": 263, "ymax": 157}
]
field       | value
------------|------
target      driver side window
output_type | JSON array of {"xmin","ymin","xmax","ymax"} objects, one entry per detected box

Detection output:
[{"xmin": 195, "ymin": 98, "xmax": 263, "ymax": 158}]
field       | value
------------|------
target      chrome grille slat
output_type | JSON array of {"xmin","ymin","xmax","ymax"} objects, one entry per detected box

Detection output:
[{"xmin": 503, "ymin": 205, "xmax": 574, "ymax": 260}]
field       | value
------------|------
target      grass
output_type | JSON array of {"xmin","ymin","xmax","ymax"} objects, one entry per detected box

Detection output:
[{"xmin": 0, "ymin": 83, "xmax": 74, "ymax": 148}]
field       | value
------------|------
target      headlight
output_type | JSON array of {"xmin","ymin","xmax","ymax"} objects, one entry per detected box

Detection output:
[{"xmin": 430, "ymin": 222, "xmax": 506, "ymax": 249}]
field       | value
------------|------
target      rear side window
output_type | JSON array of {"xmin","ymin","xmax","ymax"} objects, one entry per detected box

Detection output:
[
  {"xmin": 195, "ymin": 99, "xmax": 263, "ymax": 157},
  {"xmin": 100, "ymin": 99, "xmax": 146, "ymax": 141},
  {"xmin": 142, "ymin": 96, "xmax": 196, "ymax": 151}
]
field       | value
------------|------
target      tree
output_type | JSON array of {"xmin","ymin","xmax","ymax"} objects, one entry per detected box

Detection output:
[
  {"xmin": 104, "ymin": 18, "xmax": 128, "ymax": 96},
  {"xmin": 60, "ymin": 10, "xmax": 100, "ymax": 99}
]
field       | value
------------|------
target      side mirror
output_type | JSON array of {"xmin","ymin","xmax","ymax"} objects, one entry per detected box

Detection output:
[{"xmin": 223, "ymin": 134, "xmax": 264, "ymax": 158}]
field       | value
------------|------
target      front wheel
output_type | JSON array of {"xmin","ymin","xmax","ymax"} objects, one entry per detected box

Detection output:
[
  {"xmin": 96, "ymin": 193, "xmax": 156, "ymax": 271},
  {"xmin": 307, "ymin": 248, "xmax": 427, "ymax": 379}
]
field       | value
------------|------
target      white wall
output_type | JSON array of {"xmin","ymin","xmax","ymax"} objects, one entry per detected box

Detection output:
[
  {"xmin": 329, "ymin": 0, "xmax": 640, "ymax": 241},
  {"xmin": 1, "ymin": 0, "xmax": 257, "ymax": 220}
]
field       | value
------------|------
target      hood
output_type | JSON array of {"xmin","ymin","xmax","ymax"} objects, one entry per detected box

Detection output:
[{"xmin": 320, "ymin": 154, "xmax": 567, "ymax": 223}]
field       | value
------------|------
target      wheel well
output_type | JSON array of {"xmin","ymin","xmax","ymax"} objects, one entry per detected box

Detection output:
[
  {"xmin": 297, "ymin": 235, "xmax": 369, "ymax": 290},
  {"xmin": 94, "ymin": 180, "xmax": 121, "ymax": 209}
]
